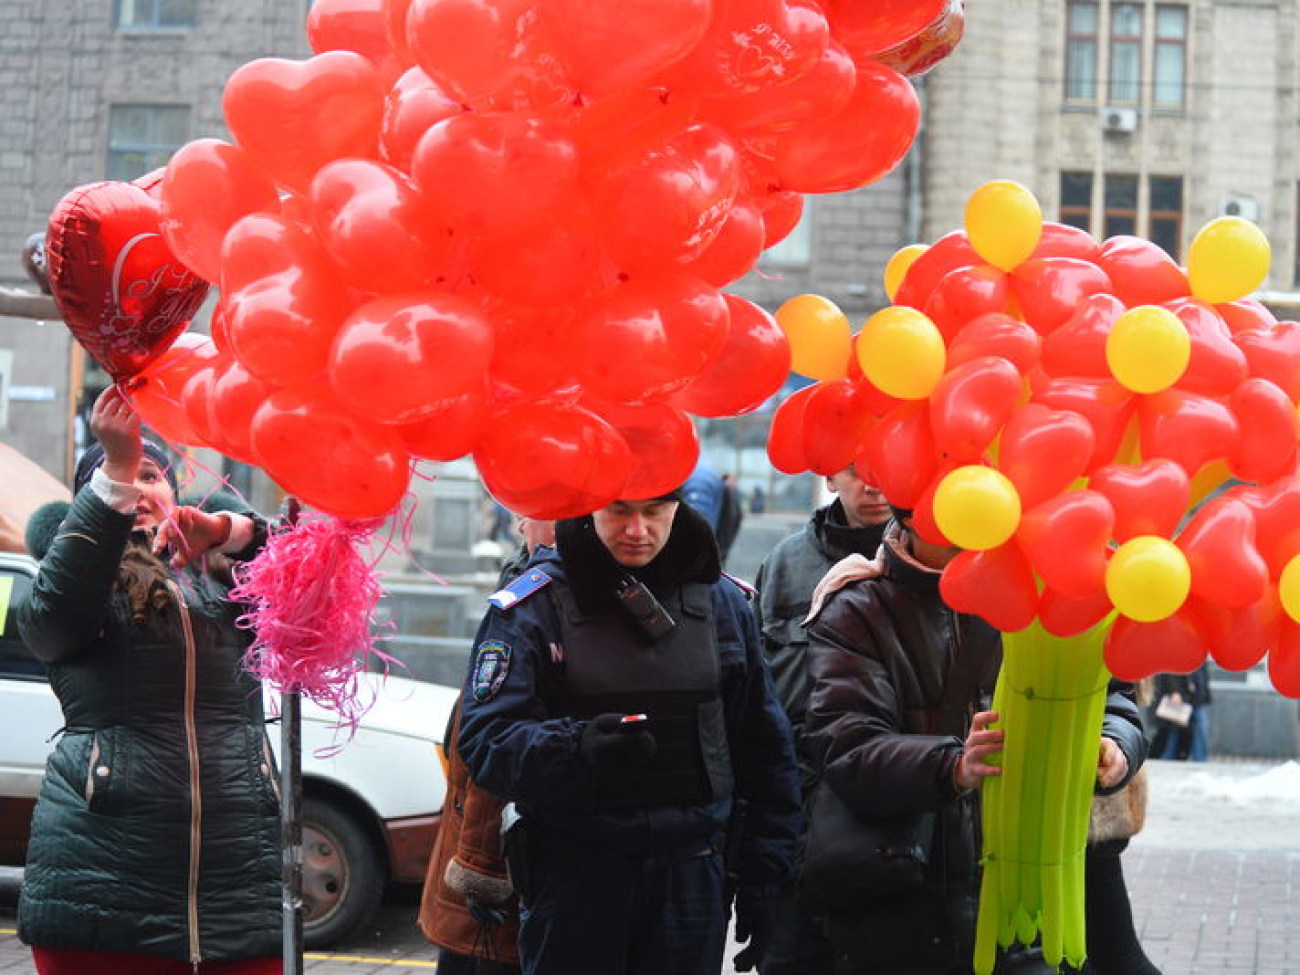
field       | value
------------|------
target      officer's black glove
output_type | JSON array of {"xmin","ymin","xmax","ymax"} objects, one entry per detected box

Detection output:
[
  {"xmin": 579, "ymin": 713, "xmax": 657, "ymax": 775},
  {"xmin": 732, "ymin": 887, "xmax": 780, "ymax": 973}
]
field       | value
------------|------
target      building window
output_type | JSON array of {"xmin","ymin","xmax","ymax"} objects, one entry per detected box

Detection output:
[
  {"xmin": 1107, "ymin": 4, "xmax": 1143, "ymax": 104},
  {"xmin": 1104, "ymin": 174, "xmax": 1139, "ymax": 238},
  {"xmin": 107, "ymin": 105, "xmax": 189, "ymax": 181},
  {"xmin": 1148, "ymin": 175, "xmax": 1183, "ymax": 259},
  {"xmin": 1065, "ymin": 2, "xmax": 1099, "ymax": 101},
  {"xmin": 762, "ymin": 201, "xmax": 814, "ymax": 265},
  {"xmin": 116, "ymin": 0, "xmax": 195, "ymax": 29},
  {"xmin": 1060, "ymin": 171, "xmax": 1094, "ymax": 232},
  {"xmin": 1153, "ymin": 6, "xmax": 1188, "ymax": 108}
]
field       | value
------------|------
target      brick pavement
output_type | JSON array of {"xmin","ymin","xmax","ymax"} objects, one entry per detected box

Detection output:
[{"xmin": 2, "ymin": 760, "xmax": 1297, "ymax": 974}]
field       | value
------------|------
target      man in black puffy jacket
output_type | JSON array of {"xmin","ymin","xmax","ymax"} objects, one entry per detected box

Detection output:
[
  {"xmin": 747, "ymin": 463, "xmax": 890, "ymax": 974},
  {"xmin": 802, "ymin": 513, "xmax": 1147, "ymax": 975}
]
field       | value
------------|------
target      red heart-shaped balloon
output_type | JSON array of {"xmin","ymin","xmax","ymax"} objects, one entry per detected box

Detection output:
[
  {"xmin": 1038, "ymin": 585, "xmax": 1112, "ymax": 637},
  {"xmin": 1235, "ymin": 320, "xmax": 1300, "ymax": 401},
  {"xmin": 1094, "ymin": 235, "xmax": 1188, "ymax": 307},
  {"xmin": 1163, "ymin": 298, "xmax": 1249, "ymax": 398},
  {"xmin": 800, "ymin": 379, "xmax": 876, "ymax": 476},
  {"xmin": 1229, "ymin": 378, "xmax": 1298, "ymax": 483},
  {"xmin": 311, "ymin": 158, "xmax": 460, "ymax": 294},
  {"xmin": 223, "ymin": 51, "xmax": 384, "ymax": 193},
  {"xmin": 999, "ymin": 404, "xmax": 1095, "ymax": 510},
  {"xmin": 1009, "ymin": 257, "xmax": 1112, "ymax": 335},
  {"xmin": 1176, "ymin": 497, "xmax": 1268, "ymax": 609},
  {"xmin": 930, "ymin": 355, "xmax": 1023, "ymax": 463},
  {"xmin": 1089, "ymin": 459, "xmax": 1190, "ymax": 541},
  {"xmin": 667, "ymin": 0, "xmax": 829, "ymax": 98},
  {"xmin": 1187, "ymin": 589, "xmax": 1277, "ymax": 672},
  {"xmin": 46, "ymin": 181, "xmax": 210, "ymax": 381},
  {"xmin": 1104, "ymin": 609, "xmax": 1206, "ymax": 681},
  {"xmin": 1039, "ymin": 292, "xmax": 1124, "ymax": 380},
  {"xmin": 1268, "ymin": 621, "xmax": 1300, "ymax": 699},
  {"xmin": 940, "ymin": 544, "xmax": 1037, "ymax": 632},
  {"xmin": 1233, "ymin": 479, "xmax": 1300, "ymax": 577},
  {"xmin": 1138, "ymin": 389, "xmax": 1239, "ymax": 478},
  {"xmin": 922, "ymin": 264, "xmax": 1010, "ymax": 341},
  {"xmin": 947, "ymin": 313, "xmax": 1041, "ymax": 375},
  {"xmin": 859, "ymin": 401, "xmax": 938, "ymax": 508},
  {"xmin": 1031, "ymin": 377, "xmax": 1136, "ymax": 472},
  {"xmin": 1016, "ymin": 490, "xmax": 1115, "ymax": 597}
]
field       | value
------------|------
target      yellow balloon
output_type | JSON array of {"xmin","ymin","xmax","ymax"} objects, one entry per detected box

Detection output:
[
  {"xmin": 933, "ymin": 466, "xmax": 1022, "ymax": 551},
  {"xmin": 857, "ymin": 305, "xmax": 947, "ymax": 400},
  {"xmin": 1187, "ymin": 216, "xmax": 1271, "ymax": 304},
  {"xmin": 1105, "ymin": 536, "xmax": 1191, "ymax": 622},
  {"xmin": 1106, "ymin": 305, "xmax": 1191, "ymax": 393},
  {"xmin": 775, "ymin": 294, "xmax": 852, "ymax": 380},
  {"xmin": 884, "ymin": 243, "xmax": 928, "ymax": 301},
  {"xmin": 964, "ymin": 180, "xmax": 1043, "ymax": 272},
  {"xmin": 1280, "ymin": 555, "xmax": 1300, "ymax": 624}
]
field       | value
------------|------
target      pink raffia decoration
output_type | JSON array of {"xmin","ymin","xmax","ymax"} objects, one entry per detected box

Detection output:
[{"xmin": 230, "ymin": 512, "xmax": 397, "ymax": 737}]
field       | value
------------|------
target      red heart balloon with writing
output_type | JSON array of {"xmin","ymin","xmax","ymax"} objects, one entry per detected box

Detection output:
[{"xmin": 46, "ymin": 181, "xmax": 210, "ymax": 381}]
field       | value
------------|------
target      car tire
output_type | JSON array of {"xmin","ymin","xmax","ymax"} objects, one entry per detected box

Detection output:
[{"xmin": 301, "ymin": 796, "xmax": 387, "ymax": 949}]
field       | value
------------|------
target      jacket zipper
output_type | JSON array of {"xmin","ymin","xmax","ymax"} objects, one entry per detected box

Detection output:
[
  {"xmin": 167, "ymin": 579, "xmax": 203, "ymax": 965},
  {"xmin": 261, "ymin": 736, "xmax": 281, "ymax": 802},
  {"xmin": 84, "ymin": 734, "xmax": 101, "ymax": 804}
]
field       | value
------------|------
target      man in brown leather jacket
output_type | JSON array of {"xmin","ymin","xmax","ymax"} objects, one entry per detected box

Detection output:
[
  {"xmin": 418, "ymin": 516, "xmax": 554, "ymax": 975},
  {"xmin": 802, "ymin": 512, "xmax": 1146, "ymax": 975}
]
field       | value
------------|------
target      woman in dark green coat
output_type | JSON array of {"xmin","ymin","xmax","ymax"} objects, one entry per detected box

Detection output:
[{"xmin": 17, "ymin": 386, "xmax": 281, "ymax": 975}]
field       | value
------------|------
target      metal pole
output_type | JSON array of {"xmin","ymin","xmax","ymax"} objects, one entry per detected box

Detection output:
[
  {"xmin": 281, "ymin": 689, "xmax": 304, "ymax": 975},
  {"xmin": 279, "ymin": 496, "xmax": 304, "ymax": 975}
]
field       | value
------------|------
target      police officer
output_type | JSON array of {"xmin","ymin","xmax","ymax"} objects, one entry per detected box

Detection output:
[{"xmin": 457, "ymin": 489, "xmax": 802, "ymax": 975}]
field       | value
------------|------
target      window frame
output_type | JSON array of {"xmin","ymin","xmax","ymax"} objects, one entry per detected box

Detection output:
[
  {"xmin": 106, "ymin": 103, "xmax": 190, "ymax": 181},
  {"xmin": 1152, "ymin": 4, "xmax": 1189, "ymax": 109},
  {"xmin": 114, "ymin": 0, "xmax": 196, "ymax": 30},
  {"xmin": 1065, "ymin": 1, "xmax": 1101, "ymax": 102}
]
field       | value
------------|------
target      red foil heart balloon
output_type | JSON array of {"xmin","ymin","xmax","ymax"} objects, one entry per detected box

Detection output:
[{"xmin": 46, "ymin": 181, "xmax": 210, "ymax": 381}]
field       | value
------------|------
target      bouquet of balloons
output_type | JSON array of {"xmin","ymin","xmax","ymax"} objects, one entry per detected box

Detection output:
[
  {"xmin": 770, "ymin": 179, "xmax": 1300, "ymax": 971},
  {"xmin": 44, "ymin": 0, "xmax": 965, "ymax": 524}
]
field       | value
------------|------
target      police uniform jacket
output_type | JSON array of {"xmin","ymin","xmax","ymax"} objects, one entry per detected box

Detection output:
[
  {"xmin": 803, "ymin": 523, "xmax": 1146, "ymax": 968},
  {"xmin": 456, "ymin": 506, "xmax": 801, "ymax": 891}
]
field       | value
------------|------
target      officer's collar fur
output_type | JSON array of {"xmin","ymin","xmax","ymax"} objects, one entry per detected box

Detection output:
[{"xmin": 555, "ymin": 503, "xmax": 722, "ymax": 614}]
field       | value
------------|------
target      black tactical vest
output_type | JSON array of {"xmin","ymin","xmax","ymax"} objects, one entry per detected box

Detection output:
[{"xmin": 548, "ymin": 579, "xmax": 734, "ymax": 808}]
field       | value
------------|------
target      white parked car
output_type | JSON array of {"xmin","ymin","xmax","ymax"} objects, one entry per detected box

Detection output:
[{"xmin": 0, "ymin": 551, "xmax": 460, "ymax": 948}]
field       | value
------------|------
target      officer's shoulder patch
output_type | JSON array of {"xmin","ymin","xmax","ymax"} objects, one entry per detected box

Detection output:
[
  {"xmin": 488, "ymin": 568, "xmax": 553, "ymax": 610},
  {"xmin": 721, "ymin": 571, "xmax": 757, "ymax": 600},
  {"xmin": 471, "ymin": 640, "xmax": 511, "ymax": 702}
]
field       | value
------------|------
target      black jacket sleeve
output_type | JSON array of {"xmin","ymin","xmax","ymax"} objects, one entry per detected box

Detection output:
[{"xmin": 18, "ymin": 490, "xmax": 134, "ymax": 664}]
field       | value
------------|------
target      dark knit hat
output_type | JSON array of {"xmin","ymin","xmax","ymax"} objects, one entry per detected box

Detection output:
[{"xmin": 73, "ymin": 440, "xmax": 178, "ymax": 497}]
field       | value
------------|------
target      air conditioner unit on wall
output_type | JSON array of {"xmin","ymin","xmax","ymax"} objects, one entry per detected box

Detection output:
[
  {"xmin": 1100, "ymin": 106, "xmax": 1138, "ymax": 133},
  {"xmin": 1220, "ymin": 196, "xmax": 1260, "ymax": 221}
]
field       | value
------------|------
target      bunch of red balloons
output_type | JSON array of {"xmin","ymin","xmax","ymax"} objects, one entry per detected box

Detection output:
[
  {"xmin": 769, "ymin": 180, "xmax": 1300, "ymax": 695},
  {"xmin": 45, "ymin": 0, "xmax": 965, "ymax": 520}
]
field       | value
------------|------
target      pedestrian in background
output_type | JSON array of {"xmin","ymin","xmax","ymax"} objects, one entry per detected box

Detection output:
[
  {"xmin": 419, "ymin": 514, "xmax": 555, "ymax": 975},
  {"xmin": 457, "ymin": 489, "xmax": 802, "ymax": 975},
  {"xmin": 17, "ymin": 386, "xmax": 280, "ymax": 975},
  {"xmin": 745, "ymin": 463, "xmax": 891, "ymax": 974}
]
